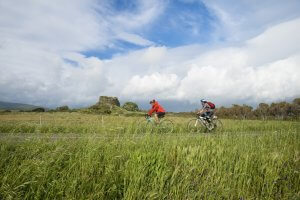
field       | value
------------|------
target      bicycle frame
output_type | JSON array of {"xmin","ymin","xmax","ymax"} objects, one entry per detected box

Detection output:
[
  {"xmin": 191, "ymin": 115, "xmax": 216, "ymax": 131},
  {"xmin": 145, "ymin": 115, "xmax": 163, "ymax": 124},
  {"xmin": 198, "ymin": 116, "xmax": 210, "ymax": 126},
  {"xmin": 199, "ymin": 115, "xmax": 221, "ymax": 131},
  {"xmin": 145, "ymin": 115, "xmax": 155, "ymax": 123}
]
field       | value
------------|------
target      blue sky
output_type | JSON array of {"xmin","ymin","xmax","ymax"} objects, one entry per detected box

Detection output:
[
  {"xmin": 0, "ymin": 0, "xmax": 300, "ymax": 111},
  {"xmin": 85, "ymin": 0, "xmax": 217, "ymax": 59},
  {"xmin": 130, "ymin": 0, "xmax": 215, "ymax": 46}
]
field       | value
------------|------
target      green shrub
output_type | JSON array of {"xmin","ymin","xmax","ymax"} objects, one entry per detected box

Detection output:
[
  {"xmin": 122, "ymin": 102, "xmax": 139, "ymax": 111},
  {"xmin": 32, "ymin": 107, "xmax": 45, "ymax": 112},
  {"xmin": 56, "ymin": 105, "xmax": 69, "ymax": 111}
]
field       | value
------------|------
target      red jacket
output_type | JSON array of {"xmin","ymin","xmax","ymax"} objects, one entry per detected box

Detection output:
[{"xmin": 148, "ymin": 101, "xmax": 165, "ymax": 116}]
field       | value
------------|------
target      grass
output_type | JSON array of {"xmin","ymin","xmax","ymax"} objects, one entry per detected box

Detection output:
[
  {"xmin": 0, "ymin": 112, "xmax": 299, "ymax": 199},
  {"xmin": 0, "ymin": 112, "xmax": 299, "ymax": 134}
]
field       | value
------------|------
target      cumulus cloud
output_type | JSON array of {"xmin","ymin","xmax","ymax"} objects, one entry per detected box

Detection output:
[
  {"xmin": 0, "ymin": 44, "xmax": 109, "ymax": 107},
  {"xmin": 246, "ymin": 18, "xmax": 300, "ymax": 65},
  {"xmin": 176, "ymin": 54, "xmax": 300, "ymax": 105},
  {"xmin": 202, "ymin": 0, "xmax": 300, "ymax": 42},
  {"xmin": 122, "ymin": 73, "xmax": 179, "ymax": 99},
  {"xmin": 0, "ymin": 0, "xmax": 165, "ymax": 107},
  {"xmin": 0, "ymin": 0, "xmax": 299, "ymax": 109},
  {"xmin": 0, "ymin": 0, "xmax": 104, "ymax": 51},
  {"xmin": 119, "ymin": 18, "xmax": 300, "ymax": 105}
]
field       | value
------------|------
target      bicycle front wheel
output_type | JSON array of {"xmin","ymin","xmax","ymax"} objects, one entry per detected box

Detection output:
[
  {"xmin": 136, "ymin": 120, "xmax": 153, "ymax": 133},
  {"xmin": 187, "ymin": 119, "xmax": 203, "ymax": 133}
]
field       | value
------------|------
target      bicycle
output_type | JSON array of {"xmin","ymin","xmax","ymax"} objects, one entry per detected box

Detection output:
[
  {"xmin": 136, "ymin": 114, "xmax": 174, "ymax": 133},
  {"xmin": 187, "ymin": 114, "xmax": 223, "ymax": 133}
]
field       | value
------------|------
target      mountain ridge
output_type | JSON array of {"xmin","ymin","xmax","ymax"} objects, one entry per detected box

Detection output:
[{"xmin": 0, "ymin": 101, "xmax": 41, "ymax": 111}]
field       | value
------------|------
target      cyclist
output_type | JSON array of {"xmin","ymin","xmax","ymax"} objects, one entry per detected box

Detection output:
[
  {"xmin": 197, "ymin": 99, "xmax": 215, "ymax": 122},
  {"xmin": 148, "ymin": 99, "xmax": 166, "ymax": 123}
]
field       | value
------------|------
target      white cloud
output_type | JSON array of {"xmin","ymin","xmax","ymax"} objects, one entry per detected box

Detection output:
[
  {"xmin": 122, "ymin": 73, "xmax": 179, "ymax": 99},
  {"xmin": 107, "ymin": 0, "xmax": 165, "ymax": 46},
  {"xmin": 117, "ymin": 32, "xmax": 154, "ymax": 46},
  {"xmin": 202, "ymin": 0, "xmax": 300, "ymax": 42},
  {"xmin": 0, "ymin": 42, "xmax": 109, "ymax": 107},
  {"xmin": 0, "ymin": 0, "xmax": 165, "ymax": 107},
  {"xmin": 176, "ymin": 53, "xmax": 300, "ymax": 105},
  {"xmin": 0, "ymin": 0, "xmax": 299, "ymax": 109},
  {"xmin": 251, "ymin": 55, "xmax": 300, "ymax": 102},
  {"xmin": 118, "ymin": 18, "xmax": 300, "ymax": 105},
  {"xmin": 0, "ymin": 0, "xmax": 104, "ymax": 51},
  {"xmin": 111, "ymin": 0, "xmax": 165, "ymax": 30},
  {"xmin": 246, "ymin": 18, "xmax": 300, "ymax": 65}
]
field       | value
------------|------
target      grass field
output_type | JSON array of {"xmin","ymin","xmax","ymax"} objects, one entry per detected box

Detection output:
[{"xmin": 0, "ymin": 112, "xmax": 299, "ymax": 199}]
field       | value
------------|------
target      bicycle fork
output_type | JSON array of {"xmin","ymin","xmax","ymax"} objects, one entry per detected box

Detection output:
[{"xmin": 194, "ymin": 119, "xmax": 199, "ymax": 127}]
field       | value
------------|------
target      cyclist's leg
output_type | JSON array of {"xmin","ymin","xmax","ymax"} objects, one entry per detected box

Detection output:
[
  {"xmin": 154, "ymin": 113, "xmax": 159, "ymax": 123},
  {"xmin": 206, "ymin": 109, "xmax": 216, "ymax": 122},
  {"xmin": 210, "ymin": 109, "xmax": 216, "ymax": 117},
  {"xmin": 156, "ymin": 112, "xmax": 165, "ymax": 123},
  {"xmin": 204, "ymin": 111, "xmax": 212, "ymax": 122},
  {"xmin": 157, "ymin": 112, "xmax": 165, "ymax": 118}
]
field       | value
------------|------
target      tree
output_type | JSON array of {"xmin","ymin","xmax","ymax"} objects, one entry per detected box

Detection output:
[
  {"xmin": 122, "ymin": 102, "xmax": 139, "ymax": 111},
  {"xmin": 214, "ymin": 98, "xmax": 300, "ymax": 120},
  {"xmin": 256, "ymin": 103, "xmax": 269, "ymax": 120},
  {"xmin": 32, "ymin": 107, "xmax": 45, "ymax": 112},
  {"xmin": 293, "ymin": 98, "xmax": 300, "ymax": 105},
  {"xmin": 241, "ymin": 104, "xmax": 253, "ymax": 119},
  {"xmin": 56, "ymin": 105, "xmax": 69, "ymax": 111},
  {"xmin": 216, "ymin": 106, "xmax": 230, "ymax": 118},
  {"xmin": 231, "ymin": 104, "xmax": 243, "ymax": 119}
]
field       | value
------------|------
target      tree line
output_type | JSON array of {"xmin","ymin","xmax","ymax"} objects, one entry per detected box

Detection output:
[{"xmin": 215, "ymin": 98, "xmax": 300, "ymax": 120}]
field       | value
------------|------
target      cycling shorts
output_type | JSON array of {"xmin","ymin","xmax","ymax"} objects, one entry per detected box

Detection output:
[{"xmin": 156, "ymin": 112, "xmax": 165, "ymax": 118}]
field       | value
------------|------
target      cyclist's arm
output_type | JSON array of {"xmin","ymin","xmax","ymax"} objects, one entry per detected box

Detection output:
[
  {"xmin": 203, "ymin": 103, "xmax": 210, "ymax": 111},
  {"xmin": 148, "ymin": 105, "xmax": 158, "ymax": 116},
  {"xmin": 197, "ymin": 108, "xmax": 204, "ymax": 115}
]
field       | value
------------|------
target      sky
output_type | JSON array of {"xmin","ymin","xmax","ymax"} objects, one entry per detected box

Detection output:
[{"xmin": 0, "ymin": 0, "xmax": 300, "ymax": 111}]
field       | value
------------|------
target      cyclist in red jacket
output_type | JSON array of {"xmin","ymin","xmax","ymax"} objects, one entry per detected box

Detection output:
[
  {"xmin": 148, "ymin": 99, "xmax": 166, "ymax": 123},
  {"xmin": 197, "ymin": 99, "xmax": 215, "ymax": 122}
]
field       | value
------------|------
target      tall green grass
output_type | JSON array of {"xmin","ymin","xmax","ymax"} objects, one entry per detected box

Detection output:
[
  {"xmin": 0, "ymin": 112, "xmax": 299, "ymax": 134},
  {"xmin": 0, "ymin": 113, "xmax": 299, "ymax": 199}
]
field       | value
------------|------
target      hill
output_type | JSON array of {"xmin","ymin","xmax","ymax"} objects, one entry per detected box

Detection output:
[{"xmin": 0, "ymin": 101, "xmax": 41, "ymax": 111}]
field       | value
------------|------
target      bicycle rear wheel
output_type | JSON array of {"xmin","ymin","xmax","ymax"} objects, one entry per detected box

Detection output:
[
  {"xmin": 136, "ymin": 120, "xmax": 153, "ymax": 133},
  {"xmin": 157, "ymin": 119, "xmax": 174, "ymax": 133},
  {"xmin": 212, "ymin": 119, "xmax": 223, "ymax": 131}
]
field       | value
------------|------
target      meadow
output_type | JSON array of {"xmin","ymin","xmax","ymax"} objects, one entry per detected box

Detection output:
[{"xmin": 0, "ymin": 112, "xmax": 299, "ymax": 199}]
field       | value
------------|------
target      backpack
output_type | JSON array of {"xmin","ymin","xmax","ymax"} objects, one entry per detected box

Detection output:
[{"xmin": 207, "ymin": 102, "xmax": 215, "ymax": 109}]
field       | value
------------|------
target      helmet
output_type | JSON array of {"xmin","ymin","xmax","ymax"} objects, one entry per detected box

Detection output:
[
  {"xmin": 200, "ymin": 99, "xmax": 207, "ymax": 103},
  {"xmin": 149, "ymin": 99, "xmax": 156, "ymax": 104}
]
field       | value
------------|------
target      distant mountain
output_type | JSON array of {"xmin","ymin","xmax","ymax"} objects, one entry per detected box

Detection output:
[{"xmin": 0, "ymin": 101, "xmax": 41, "ymax": 111}]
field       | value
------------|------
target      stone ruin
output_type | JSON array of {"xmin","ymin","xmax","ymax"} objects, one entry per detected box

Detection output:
[
  {"xmin": 98, "ymin": 96, "xmax": 120, "ymax": 107},
  {"xmin": 90, "ymin": 96, "xmax": 121, "ymax": 114},
  {"xmin": 89, "ymin": 96, "xmax": 140, "ymax": 114}
]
